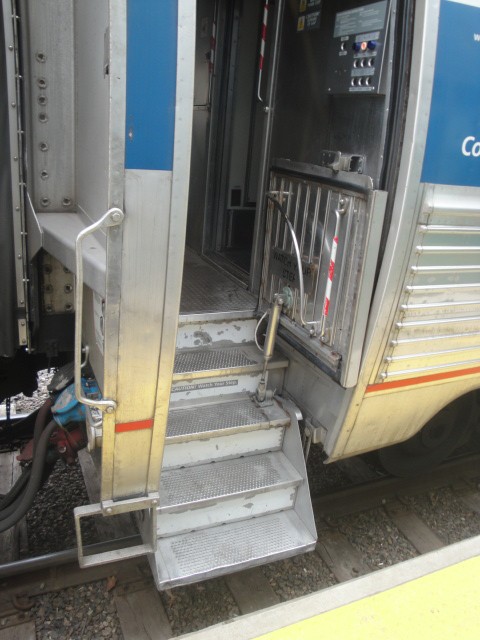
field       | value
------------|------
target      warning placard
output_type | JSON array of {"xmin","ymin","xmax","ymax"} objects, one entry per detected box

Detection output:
[{"xmin": 298, "ymin": 0, "xmax": 322, "ymax": 32}]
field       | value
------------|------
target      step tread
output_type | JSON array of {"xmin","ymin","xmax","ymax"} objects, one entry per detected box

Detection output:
[
  {"xmin": 172, "ymin": 345, "xmax": 287, "ymax": 380},
  {"xmin": 159, "ymin": 452, "xmax": 301, "ymax": 510},
  {"xmin": 166, "ymin": 396, "xmax": 290, "ymax": 441},
  {"xmin": 155, "ymin": 510, "xmax": 316, "ymax": 588}
]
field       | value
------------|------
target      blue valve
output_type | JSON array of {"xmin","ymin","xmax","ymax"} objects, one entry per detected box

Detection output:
[{"xmin": 52, "ymin": 378, "xmax": 101, "ymax": 427}]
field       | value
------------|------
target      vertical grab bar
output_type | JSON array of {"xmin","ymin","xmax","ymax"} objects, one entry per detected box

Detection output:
[
  {"xmin": 74, "ymin": 207, "xmax": 125, "ymax": 414},
  {"xmin": 320, "ymin": 199, "xmax": 348, "ymax": 339},
  {"xmin": 257, "ymin": 2, "xmax": 269, "ymax": 102}
]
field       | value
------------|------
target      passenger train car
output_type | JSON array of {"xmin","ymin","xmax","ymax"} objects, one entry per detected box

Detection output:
[{"xmin": 1, "ymin": 0, "xmax": 479, "ymax": 587}]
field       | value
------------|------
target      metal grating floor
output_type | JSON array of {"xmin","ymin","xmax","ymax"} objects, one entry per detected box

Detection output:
[
  {"xmin": 167, "ymin": 398, "xmax": 269, "ymax": 438},
  {"xmin": 174, "ymin": 347, "xmax": 258, "ymax": 374},
  {"xmin": 180, "ymin": 250, "xmax": 256, "ymax": 314},
  {"xmin": 159, "ymin": 452, "xmax": 299, "ymax": 507},
  {"xmin": 157, "ymin": 510, "xmax": 316, "ymax": 584}
]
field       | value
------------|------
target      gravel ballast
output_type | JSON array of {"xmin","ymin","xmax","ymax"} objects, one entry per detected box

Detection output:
[
  {"xmin": 403, "ymin": 487, "xmax": 480, "ymax": 544},
  {"xmin": 334, "ymin": 508, "xmax": 418, "ymax": 569},
  {"xmin": 33, "ymin": 581, "xmax": 123, "ymax": 640},
  {"xmin": 159, "ymin": 578, "xmax": 240, "ymax": 636},
  {"xmin": 261, "ymin": 551, "xmax": 336, "ymax": 601}
]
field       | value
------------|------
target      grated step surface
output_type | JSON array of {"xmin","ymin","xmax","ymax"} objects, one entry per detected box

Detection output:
[
  {"xmin": 172, "ymin": 345, "xmax": 287, "ymax": 380},
  {"xmin": 166, "ymin": 396, "xmax": 290, "ymax": 441},
  {"xmin": 175, "ymin": 348, "xmax": 256, "ymax": 373},
  {"xmin": 159, "ymin": 452, "xmax": 301, "ymax": 510},
  {"xmin": 155, "ymin": 510, "xmax": 316, "ymax": 588}
]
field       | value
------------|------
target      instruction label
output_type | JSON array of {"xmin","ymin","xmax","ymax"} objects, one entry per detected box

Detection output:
[
  {"xmin": 297, "ymin": 0, "xmax": 322, "ymax": 32},
  {"xmin": 270, "ymin": 247, "xmax": 316, "ymax": 293},
  {"xmin": 172, "ymin": 379, "xmax": 239, "ymax": 394},
  {"xmin": 333, "ymin": 1, "xmax": 387, "ymax": 38}
]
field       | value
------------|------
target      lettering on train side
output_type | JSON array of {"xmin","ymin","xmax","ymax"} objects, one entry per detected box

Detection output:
[{"xmin": 462, "ymin": 136, "xmax": 480, "ymax": 157}]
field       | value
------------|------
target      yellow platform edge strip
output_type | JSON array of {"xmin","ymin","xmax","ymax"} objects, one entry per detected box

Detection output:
[{"xmin": 258, "ymin": 555, "xmax": 480, "ymax": 640}]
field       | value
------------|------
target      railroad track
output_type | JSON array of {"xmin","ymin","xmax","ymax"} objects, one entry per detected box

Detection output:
[{"xmin": 1, "ymin": 451, "xmax": 480, "ymax": 639}]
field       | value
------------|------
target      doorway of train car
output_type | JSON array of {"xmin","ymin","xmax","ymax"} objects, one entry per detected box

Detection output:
[{"xmin": 186, "ymin": 0, "xmax": 274, "ymax": 283}]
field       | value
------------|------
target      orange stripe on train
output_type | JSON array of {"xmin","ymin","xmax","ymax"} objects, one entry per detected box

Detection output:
[{"xmin": 366, "ymin": 365, "xmax": 480, "ymax": 394}]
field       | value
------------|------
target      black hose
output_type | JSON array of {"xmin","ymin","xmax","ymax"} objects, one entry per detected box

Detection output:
[
  {"xmin": 33, "ymin": 398, "xmax": 53, "ymax": 454},
  {"xmin": 0, "ymin": 398, "xmax": 52, "ymax": 512},
  {"xmin": 0, "ymin": 420, "xmax": 57, "ymax": 533},
  {"xmin": 0, "ymin": 460, "xmax": 56, "ymax": 521},
  {"xmin": 0, "ymin": 467, "xmax": 31, "ymax": 510}
]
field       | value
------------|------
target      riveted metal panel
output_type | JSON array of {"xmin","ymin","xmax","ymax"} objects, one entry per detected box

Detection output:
[
  {"xmin": 0, "ymin": 3, "xmax": 18, "ymax": 354},
  {"xmin": 21, "ymin": 0, "xmax": 75, "ymax": 212},
  {"xmin": 2, "ymin": 0, "xmax": 29, "ymax": 347},
  {"xmin": 75, "ymin": 0, "xmax": 110, "ymax": 221}
]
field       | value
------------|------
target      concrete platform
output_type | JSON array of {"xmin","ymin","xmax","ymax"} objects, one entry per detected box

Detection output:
[{"xmin": 180, "ymin": 535, "xmax": 480, "ymax": 640}]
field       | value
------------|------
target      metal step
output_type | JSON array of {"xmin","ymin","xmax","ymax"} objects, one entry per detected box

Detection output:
[
  {"xmin": 162, "ymin": 396, "xmax": 290, "ymax": 469},
  {"xmin": 152, "ymin": 510, "xmax": 317, "ymax": 589},
  {"xmin": 166, "ymin": 396, "xmax": 289, "ymax": 441},
  {"xmin": 173, "ymin": 345, "xmax": 288, "ymax": 381},
  {"xmin": 176, "ymin": 317, "xmax": 258, "ymax": 349},
  {"xmin": 170, "ymin": 344, "xmax": 288, "ymax": 401},
  {"xmin": 157, "ymin": 452, "xmax": 301, "ymax": 536}
]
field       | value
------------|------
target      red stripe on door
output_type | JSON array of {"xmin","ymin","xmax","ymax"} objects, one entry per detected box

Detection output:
[{"xmin": 115, "ymin": 419, "xmax": 154, "ymax": 433}]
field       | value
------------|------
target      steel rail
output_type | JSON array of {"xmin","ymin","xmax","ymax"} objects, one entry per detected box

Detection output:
[{"xmin": 0, "ymin": 534, "xmax": 141, "ymax": 579}]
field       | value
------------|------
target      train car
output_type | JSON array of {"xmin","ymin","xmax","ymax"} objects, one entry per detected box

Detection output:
[{"xmin": 1, "ymin": 0, "xmax": 479, "ymax": 588}]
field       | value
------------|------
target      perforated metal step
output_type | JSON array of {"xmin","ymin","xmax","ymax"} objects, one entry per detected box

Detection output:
[
  {"xmin": 159, "ymin": 451, "xmax": 301, "ymax": 511},
  {"xmin": 166, "ymin": 396, "xmax": 290, "ymax": 442},
  {"xmin": 153, "ymin": 510, "xmax": 317, "ymax": 588},
  {"xmin": 158, "ymin": 451, "xmax": 302, "ymax": 536},
  {"xmin": 172, "ymin": 345, "xmax": 288, "ymax": 381}
]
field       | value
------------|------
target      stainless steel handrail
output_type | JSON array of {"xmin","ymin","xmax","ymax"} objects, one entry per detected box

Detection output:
[
  {"xmin": 266, "ymin": 193, "xmax": 318, "ymax": 332},
  {"xmin": 74, "ymin": 208, "xmax": 124, "ymax": 414}
]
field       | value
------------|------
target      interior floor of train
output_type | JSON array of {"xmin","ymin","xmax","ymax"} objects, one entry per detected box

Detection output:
[{"xmin": 180, "ymin": 249, "xmax": 256, "ymax": 317}]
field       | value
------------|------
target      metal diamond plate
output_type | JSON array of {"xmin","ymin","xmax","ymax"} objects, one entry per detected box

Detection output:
[
  {"xmin": 167, "ymin": 399, "xmax": 269, "ymax": 438},
  {"xmin": 160, "ymin": 453, "xmax": 294, "ymax": 506},
  {"xmin": 174, "ymin": 347, "xmax": 258, "ymax": 374},
  {"xmin": 168, "ymin": 514, "xmax": 301, "ymax": 575},
  {"xmin": 181, "ymin": 251, "xmax": 255, "ymax": 314}
]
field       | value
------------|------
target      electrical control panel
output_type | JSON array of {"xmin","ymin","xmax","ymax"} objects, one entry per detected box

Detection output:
[{"xmin": 326, "ymin": 0, "xmax": 390, "ymax": 95}]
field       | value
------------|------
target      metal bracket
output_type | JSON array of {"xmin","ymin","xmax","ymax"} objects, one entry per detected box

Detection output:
[
  {"xmin": 74, "ymin": 208, "xmax": 124, "ymax": 414},
  {"xmin": 85, "ymin": 404, "xmax": 103, "ymax": 451},
  {"xmin": 74, "ymin": 493, "xmax": 158, "ymax": 568},
  {"xmin": 318, "ymin": 150, "xmax": 365, "ymax": 174}
]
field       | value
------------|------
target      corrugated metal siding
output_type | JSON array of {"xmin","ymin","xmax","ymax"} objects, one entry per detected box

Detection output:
[{"xmin": 378, "ymin": 187, "xmax": 480, "ymax": 381}]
